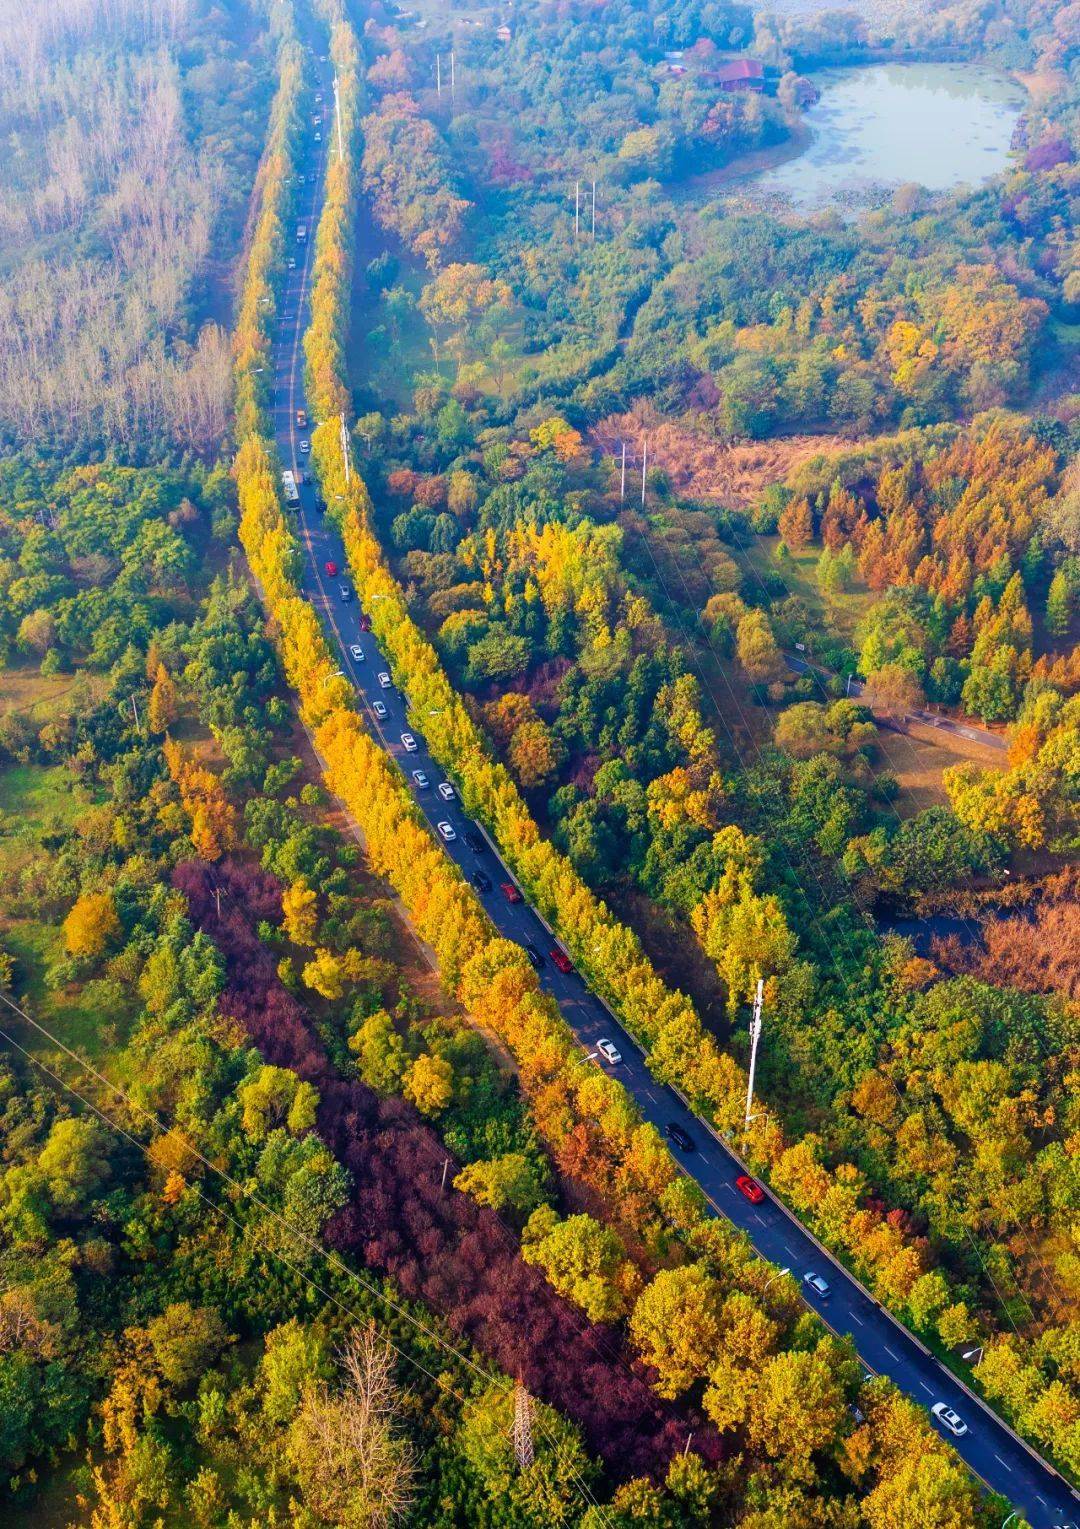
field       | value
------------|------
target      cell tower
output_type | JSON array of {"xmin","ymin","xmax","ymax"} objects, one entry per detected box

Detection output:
[{"xmin": 512, "ymin": 1380, "xmax": 534, "ymax": 1470}]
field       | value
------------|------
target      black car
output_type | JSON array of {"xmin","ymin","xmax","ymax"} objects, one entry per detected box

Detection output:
[
  {"xmin": 339, "ymin": 584, "xmax": 353, "ymax": 603},
  {"xmin": 664, "ymin": 1122, "xmax": 694, "ymax": 1153},
  {"xmin": 463, "ymin": 830, "xmax": 486, "ymax": 854},
  {"xmin": 470, "ymin": 870, "xmax": 492, "ymax": 893},
  {"xmin": 314, "ymin": 498, "xmax": 326, "ymax": 514},
  {"xmin": 523, "ymin": 942, "xmax": 544, "ymax": 970}
]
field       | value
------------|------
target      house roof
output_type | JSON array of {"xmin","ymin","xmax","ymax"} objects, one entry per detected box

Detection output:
[{"xmin": 711, "ymin": 58, "xmax": 764, "ymax": 83}]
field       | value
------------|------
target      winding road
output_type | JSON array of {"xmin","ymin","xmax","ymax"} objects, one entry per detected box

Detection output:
[{"xmin": 266, "ymin": 35, "xmax": 1076, "ymax": 1526}]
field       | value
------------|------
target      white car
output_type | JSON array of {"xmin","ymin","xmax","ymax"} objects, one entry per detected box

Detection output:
[
  {"xmin": 299, "ymin": 439, "xmax": 310, "ymax": 453},
  {"xmin": 314, "ymin": 131, "xmax": 322, "ymax": 142},
  {"xmin": 930, "ymin": 1403, "xmax": 968, "ymax": 1437},
  {"xmin": 401, "ymin": 733, "xmax": 417, "ymax": 752},
  {"xmin": 437, "ymin": 821, "xmax": 456, "ymax": 842},
  {"xmin": 378, "ymin": 672, "xmax": 392, "ymax": 689},
  {"xmin": 349, "ymin": 644, "xmax": 364, "ymax": 662},
  {"xmin": 803, "ymin": 1272, "xmax": 830, "ymax": 1298},
  {"xmin": 596, "ymin": 1039, "xmax": 622, "ymax": 1066},
  {"xmin": 372, "ymin": 700, "xmax": 387, "ymax": 719},
  {"xmin": 411, "ymin": 770, "xmax": 429, "ymax": 789},
  {"xmin": 287, "ymin": 256, "xmax": 296, "ymax": 270},
  {"xmin": 437, "ymin": 782, "xmax": 455, "ymax": 801}
]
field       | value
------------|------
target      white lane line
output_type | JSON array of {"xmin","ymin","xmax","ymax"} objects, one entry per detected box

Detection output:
[
  {"xmin": 993, "ymin": 1454, "xmax": 1012, "ymax": 1473},
  {"xmin": 918, "ymin": 1381, "xmax": 932, "ymax": 1394},
  {"xmin": 720, "ymin": 1182, "xmax": 736, "ymax": 1194},
  {"xmin": 753, "ymin": 1213, "xmax": 766, "ymax": 1226},
  {"xmin": 883, "ymin": 1345, "xmax": 900, "ymax": 1362},
  {"xmin": 783, "ymin": 1243, "xmax": 796, "ymax": 1256},
  {"xmin": 850, "ymin": 1311, "xmax": 864, "ymax": 1326},
  {"xmin": 1035, "ymin": 1494, "xmax": 1046, "ymax": 1506}
]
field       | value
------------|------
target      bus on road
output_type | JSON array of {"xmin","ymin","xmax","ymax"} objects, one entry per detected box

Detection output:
[{"xmin": 282, "ymin": 470, "xmax": 300, "ymax": 506}]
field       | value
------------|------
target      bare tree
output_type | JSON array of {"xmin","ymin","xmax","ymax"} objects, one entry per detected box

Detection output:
[{"xmin": 288, "ymin": 1325, "xmax": 417, "ymax": 1527}]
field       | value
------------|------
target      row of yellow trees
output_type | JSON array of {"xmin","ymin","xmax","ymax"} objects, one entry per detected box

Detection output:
[
  {"xmin": 232, "ymin": 5, "xmax": 776, "ymax": 1345},
  {"xmin": 226, "ymin": 20, "xmax": 995, "ymax": 1506},
  {"xmin": 232, "ymin": 5, "xmax": 306, "ymax": 443}
]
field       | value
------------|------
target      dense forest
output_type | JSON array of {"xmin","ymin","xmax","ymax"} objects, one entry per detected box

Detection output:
[{"xmin": 0, "ymin": 0, "xmax": 1077, "ymax": 1522}]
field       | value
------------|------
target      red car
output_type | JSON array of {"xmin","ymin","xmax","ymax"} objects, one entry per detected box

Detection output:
[
  {"xmin": 500, "ymin": 882, "xmax": 523, "ymax": 905},
  {"xmin": 550, "ymin": 948, "xmax": 573, "ymax": 975},
  {"xmin": 736, "ymin": 1174, "xmax": 765, "ymax": 1205},
  {"xmin": 324, "ymin": 560, "xmax": 338, "ymax": 576}
]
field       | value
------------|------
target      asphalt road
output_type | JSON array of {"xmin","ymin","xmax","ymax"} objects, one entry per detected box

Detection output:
[
  {"xmin": 266, "ymin": 44, "xmax": 1076, "ymax": 1527},
  {"xmin": 783, "ymin": 653, "xmax": 1008, "ymax": 751}
]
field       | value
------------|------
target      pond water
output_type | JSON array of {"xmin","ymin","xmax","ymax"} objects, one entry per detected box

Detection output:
[{"xmin": 725, "ymin": 62, "xmax": 1024, "ymax": 211}]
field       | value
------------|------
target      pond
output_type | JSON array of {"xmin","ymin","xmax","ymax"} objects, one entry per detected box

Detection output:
[{"xmin": 689, "ymin": 62, "xmax": 1026, "ymax": 212}]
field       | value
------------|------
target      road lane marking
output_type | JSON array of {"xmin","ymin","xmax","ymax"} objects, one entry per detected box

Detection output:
[
  {"xmin": 918, "ymin": 1381, "xmax": 932, "ymax": 1394},
  {"xmin": 993, "ymin": 1454, "xmax": 1012, "ymax": 1473},
  {"xmin": 753, "ymin": 1213, "xmax": 766, "ymax": 1225},
  {"xmin": 850, "ymin": 1312, "xmax": 863, "ymax": 1326},
  {"xmin": 1036, "ymin": 1495, "xmax": 1046, "ymax": 1506},
  {"xmin": 883, "ymin": 1346, "xmax": 899, "ymax": 1361}
]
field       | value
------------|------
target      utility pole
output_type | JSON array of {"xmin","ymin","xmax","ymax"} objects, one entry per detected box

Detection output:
[
  {"xmin": 333, "ymin": 72, "xmax": 344, "ymax": 164},
  {"xmin": 340, "ymin": 411, "xmax": 352, "ymax": 487},
  {"xmin": 620, "ymin": 440, "xmax": 626, "ymax": 502},
  {"xmin": 641, "ymin": 436, "xmax": 647, "ymax": 507},
  {"xmin": 591, "ymin": 178, "xmax": 596, "ymax": 240},
  {"xmin": 574, "ymin": 180, "xmax": 580, "ymax": 244},
  {"xmin": 512, "ymin": 1381, "xmax": 534, "ymax": 1470},
  {"xmin": 744, "ymin": 978, "xmax": 764, "ymax": 1133}
]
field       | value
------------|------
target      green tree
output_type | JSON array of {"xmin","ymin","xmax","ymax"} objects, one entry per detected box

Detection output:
[
  {"xmin": 455, "ymin": 1153, "xmax": 545, "ymax": 1216},
  {"xmin": 522, "ymin": 1207, "xmax": 637, "ymax": 1322}
]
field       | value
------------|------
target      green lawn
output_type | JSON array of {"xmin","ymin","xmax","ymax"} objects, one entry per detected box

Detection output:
[
  {"xmin": 735, "ymin": 534, "xmax": 873, "ymax": 645},
  {"xmin": 0, "ymin": 762, "xmax": 128, "ymax": 1065}
]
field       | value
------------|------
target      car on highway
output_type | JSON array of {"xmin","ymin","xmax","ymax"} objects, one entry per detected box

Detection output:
[
  {"xmin": 803, "ymin": 1272, "xmax": 830, "ymax": 1298},
  {"xmin": 359, "ymin": 613, "xmax": 372, "ymax": 631},
  {"xmin": 523, "ymin": 942, "xmax": 544, "ymax": 970},
  {"xmin": 437, "ymin": 782, "xmax": 455, "ymax": 801},
  {"xmin": 287, "ymin": 257, "xmax": 296, "ymax": 270},
  {"xmin": 339, "ymin": 585, "xmax": 353, "ymax": 603},
  {"xmin": 378, "ymin": 672, "xmax": 392, "ymax": 688},
  {"xmin": 930, "ymin": 1403, "xmax": 968, "ymax": 1437},
  {"xmin": 500, "ymin": 882, "xmax": 523, "ymax": 904},
  {"xmin": 325, "ymin": 560, "xmax": 338, "ymax": 576},
  {"xmin": 372, "ymin": 700, "xmax": 387, "ymax": 719},
  {"xmin": 470, "ymin": 870, "xmax": 492, "ymax": 893},
  {"xmin": 315, "ymin": 91, "xmax": 323, "ymax": 102},
  {"xmin": 596, "ymin": 1039, "xmax": 622, "ymax": 1066},
  {"xmin": 550, "ymin": 948, "xmax": 573, "ymax": 975},
  {"xmin": 665, "ymin": 1121, "xmax": 694, "ymax": 1153},
  {"xmin": 437, "ymin": 821, "xmax": 456, "ymax": 842},
  {"xmin": 736, "ymin": 1175, "xmax": 765, "ymax": 1205},
  {"xmin": 299, "ymin": 439, "xmax": 310, "ymax": 453},
  {"xmin": 349, "ymin": 644, "xmax": 364, "ymax": 662},
  {"xmin": 411, "ymin": 770, "xmax": 429, "ymax": 789},
  {"xmin": 463, "ymin": 830, "xmax": 486, "ymax": 854},
  {"xmin": 296, "ymin": 408, "xmax": 307, "ymax": 426},
  {"xmin": 401, "ymin": 733, "xmax": 417, "ymax": 752}
]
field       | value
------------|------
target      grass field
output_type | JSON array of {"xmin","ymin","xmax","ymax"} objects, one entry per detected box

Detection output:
[{"xmin": 0, "ymin": 761, "xmax": 128, "ymax": 1066}]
